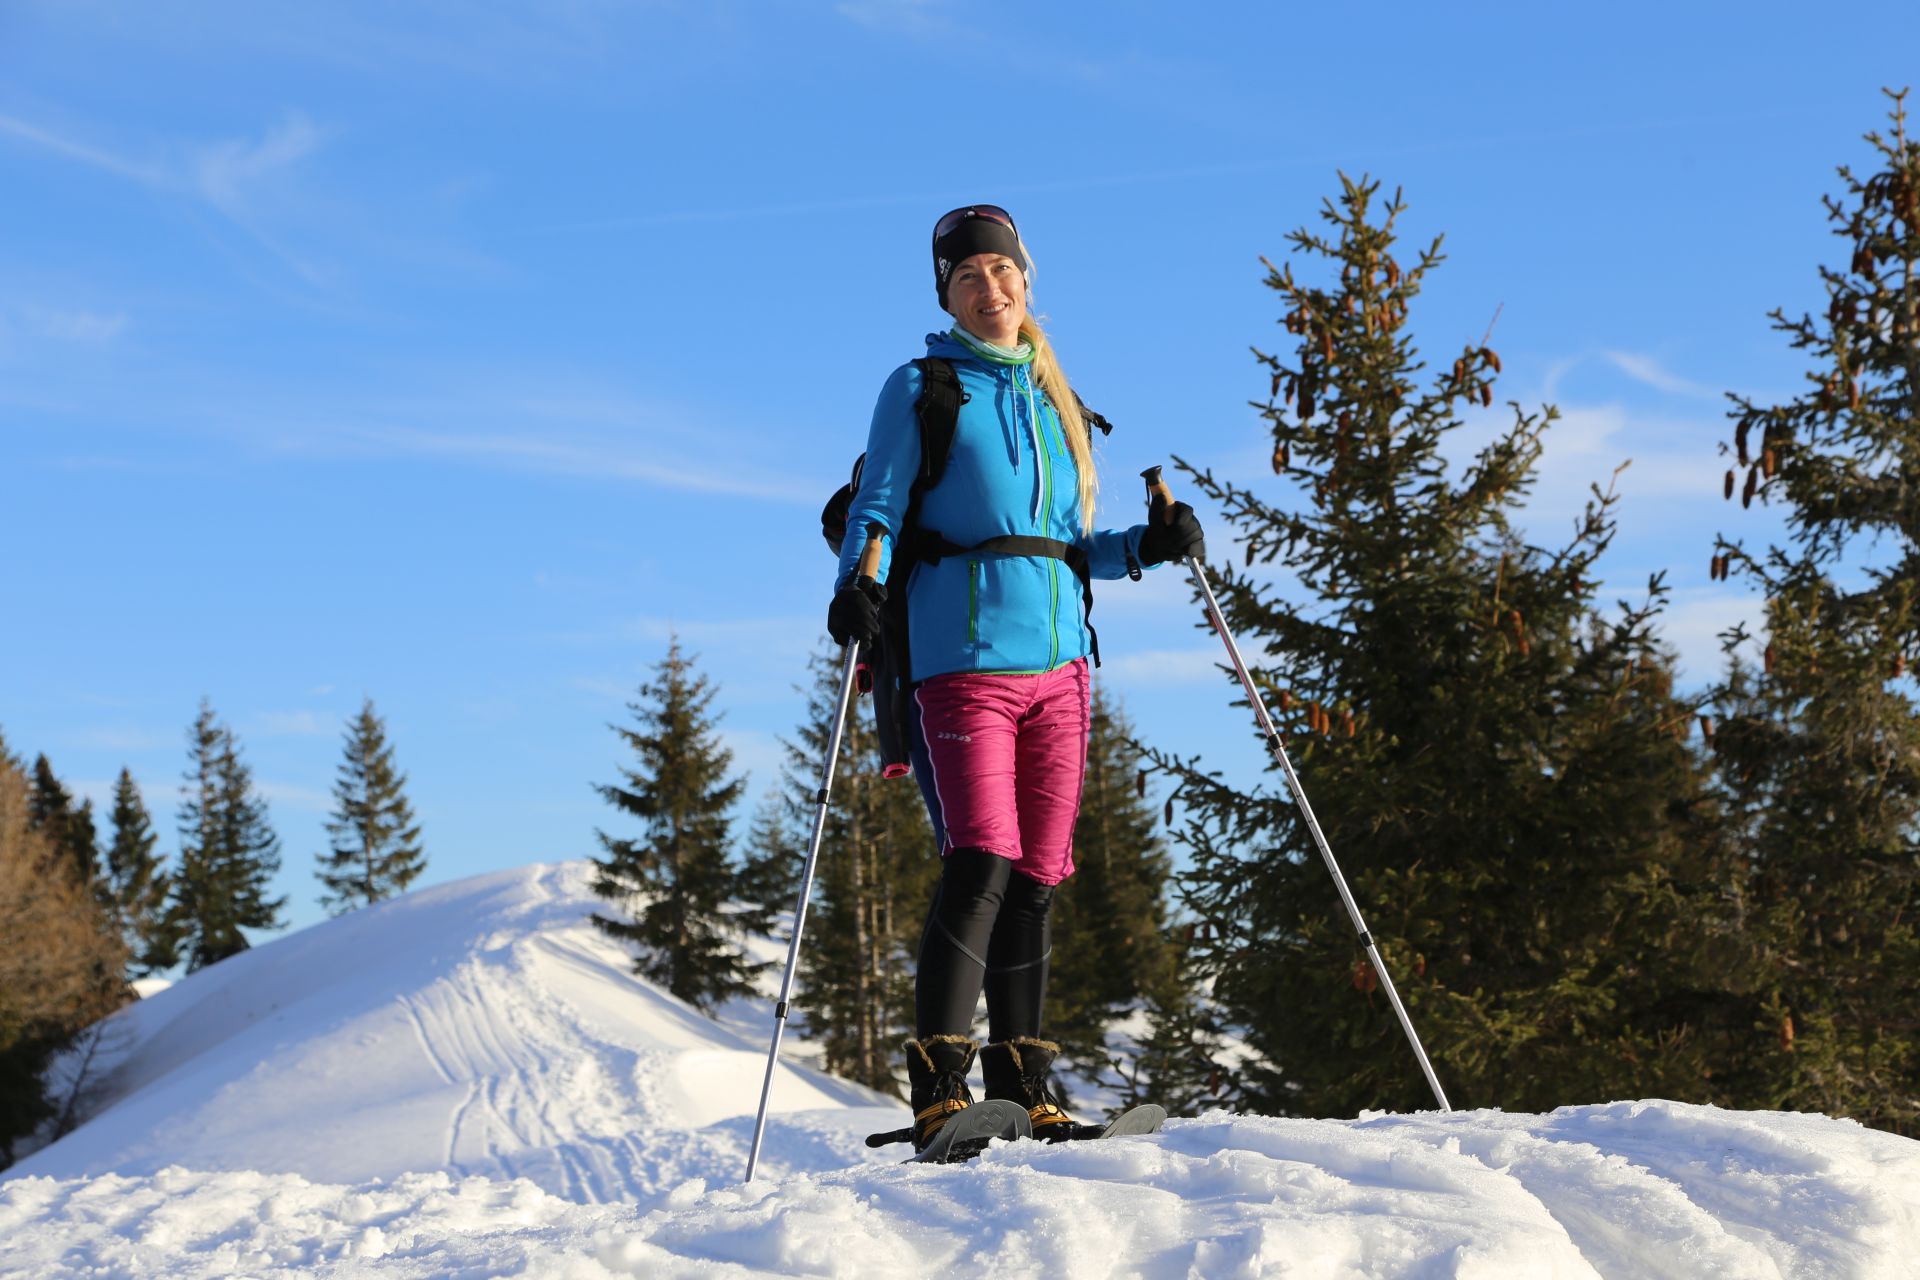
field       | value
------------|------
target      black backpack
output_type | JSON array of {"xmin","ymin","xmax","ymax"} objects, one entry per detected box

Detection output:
[{"xmin": 821, "ymin": 357, "xmax": 1116, "ymax": 777}]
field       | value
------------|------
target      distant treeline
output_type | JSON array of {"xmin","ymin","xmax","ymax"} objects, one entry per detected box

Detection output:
[{"xmin": 0, "ymin": 697, "xmax": 426, "ymax": 1165}]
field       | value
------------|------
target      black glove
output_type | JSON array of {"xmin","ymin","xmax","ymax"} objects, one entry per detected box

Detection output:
[
  {"xmin": 827, "ymin": 579, "xmax": 887, "ymax": 647},
  {"xmin": 1140, "ymin": 501, "xmax": 1206, "ymax": 566}
]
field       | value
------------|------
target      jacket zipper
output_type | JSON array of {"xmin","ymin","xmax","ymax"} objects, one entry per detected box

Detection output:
[
  {"xmin": 968, "ymin": 559, "xmax": 980, "ymax": 646},
  {"xmin": 1034, "ymin": 375, "xmax": 1061, "ymax": 670}
]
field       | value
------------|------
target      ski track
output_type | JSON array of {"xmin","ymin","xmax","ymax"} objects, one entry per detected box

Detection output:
[
  {"xmin": 381, "ymin": 904, "xmax": 776, "ymax": 1207},
  {"xmin": 1360, "ymin": 1113, "xmax": 1781, "ymax": 1278}
]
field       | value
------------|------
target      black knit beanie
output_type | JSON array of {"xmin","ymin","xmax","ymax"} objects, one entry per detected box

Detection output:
[{"xmin": 932, "ymin": 207, "xmax": 1031, "ymax": 309}]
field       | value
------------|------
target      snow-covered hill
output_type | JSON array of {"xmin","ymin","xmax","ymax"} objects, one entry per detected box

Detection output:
[
  {"xmin": 7, "ymin": 862, "xmax": 892, "ymax": 1200},
  {"xmin": 4, "ymin": 861, "xmax": 1919, "ymax": 1279}
]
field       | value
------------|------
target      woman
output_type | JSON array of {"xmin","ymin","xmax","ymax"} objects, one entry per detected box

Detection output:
[{"xmin": 827, "ymin": 205, "xmax": 1205, "ymax": 1151}]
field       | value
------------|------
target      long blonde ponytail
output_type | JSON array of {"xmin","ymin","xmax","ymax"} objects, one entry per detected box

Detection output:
[{"xmin": 1017, "ymin": 311, "xmax": 1097, "ymax": 534}]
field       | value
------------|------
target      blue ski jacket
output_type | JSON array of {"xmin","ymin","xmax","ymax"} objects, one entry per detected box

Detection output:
[{"xmin": 834, "ymin": 332, "xmax": 1159, "ymax": 682}]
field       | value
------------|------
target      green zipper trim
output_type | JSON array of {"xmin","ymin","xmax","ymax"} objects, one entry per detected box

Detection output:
[
  {"xmin": 968, "ymin": 560, "xmax": 980, "ymax": 645},
  {"xmin": 1032, "ymin": 371, "xmax": 1061, "ymax": 670}
]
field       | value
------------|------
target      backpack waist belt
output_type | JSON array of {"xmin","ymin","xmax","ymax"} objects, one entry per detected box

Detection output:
[{"xmin": 906, "ymin": 530, "xmax": 1099, "ymax": 666}]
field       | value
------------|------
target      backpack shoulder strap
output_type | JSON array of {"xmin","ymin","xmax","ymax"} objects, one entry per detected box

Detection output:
[{"xmin": 910, "ymin": 356, "xmax": 966, "ymax": 491}]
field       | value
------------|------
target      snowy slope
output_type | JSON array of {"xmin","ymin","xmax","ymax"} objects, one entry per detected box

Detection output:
[
  {"xmin": 5, "ymin": 860, "xmax": 1920, "ymax": 1279},
  {"xmin": 7, "ymin": 862, "xmax": 894, "ymax": 1200}
]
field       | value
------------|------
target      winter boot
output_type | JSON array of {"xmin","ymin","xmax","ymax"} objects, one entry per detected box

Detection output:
[
  {"xmin": 979, "ymin": 1037, "xmax": 1092, "ymax": 1142},
  {"xmin": 904, "ymin": 1035, "xmax": 978, "ymax": 1152}
]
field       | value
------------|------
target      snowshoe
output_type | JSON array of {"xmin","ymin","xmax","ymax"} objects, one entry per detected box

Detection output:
[{"xmin": 905, "ymin": 1098, "xmax": 1031, "ymax": 1164}]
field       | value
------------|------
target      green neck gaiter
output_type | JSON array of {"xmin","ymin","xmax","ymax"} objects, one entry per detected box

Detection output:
[{"xmin": 950, "ymin": 325, "xmax": 1035, "ymax": 366}]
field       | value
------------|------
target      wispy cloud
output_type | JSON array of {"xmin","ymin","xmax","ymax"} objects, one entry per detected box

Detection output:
[
  {"xmin": 256, "ymin": 710, "xmax": 331, "ymax": 738},
  {"xmin": 0, "ymin": 108, "xmax": 331, "ymax": 284},
  {"xmin": 0, "ymin": 112, "xmax": 167, "ymax": 184},
  {"xmin": 18, "ymin": 306, "xmax": 129, "ymax": 344},
  {"xmin": 553, "ymin": 615, "xmax": 822, "ymax": 667},
  {"xmin": 1435, "ymin": 397, "xmax": 1727, "ymax": 542},
  {"xmin": 719, "ymin": 727, "xmax": 787, "ymax": 792},
  {"xmin": 257, "ymin": 780, "xmax": 332, "ymax": 813},
  {"xmin": 191, "ymin": 113, "xmax": 322, "ymax": 212},
  {"xmin": 59, "ymin": 727, "xmax": 176, "ymax": 754},
  {"xmin": 1660, "ymin": 587, "xmax": 1766, "ymax": 686},
  {"xmin": 570, "ymin": 674, "xmax": 639, "ymax": 703},
  {"xmin": 1103, "ymin": 647, "xmax": 1230, "ymax": 686},
  {"xmin": 1603, "ymin": 350, "xmax": 1721, "ymax": 399},
  {"xmin": 834, "ymin": 0, "xmax": 949, "ymax": 36},
  {"xmin": 330, "ymin": 424, "xmax": 812, "ymax": 502}
]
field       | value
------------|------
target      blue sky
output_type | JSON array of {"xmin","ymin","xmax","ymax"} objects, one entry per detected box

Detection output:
[{"xmin": 4, "ymin": 1, "xmax": 1916, "ymax": 938}]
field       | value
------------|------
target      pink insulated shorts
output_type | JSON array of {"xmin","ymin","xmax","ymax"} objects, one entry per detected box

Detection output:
[{"xmin": 912, "ymin": 658, "xmax": 1091, "ymax": 886}]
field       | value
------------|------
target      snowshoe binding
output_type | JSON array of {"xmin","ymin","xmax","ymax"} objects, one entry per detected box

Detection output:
[{"xmin": 861, "ymin": 1036, "xmax": 1029, "ymax": 1162}]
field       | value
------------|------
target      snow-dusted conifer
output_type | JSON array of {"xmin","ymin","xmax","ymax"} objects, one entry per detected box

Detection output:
[{"xmin": 315, "ymin": 698, "xmax": 426, "ymax": 915}]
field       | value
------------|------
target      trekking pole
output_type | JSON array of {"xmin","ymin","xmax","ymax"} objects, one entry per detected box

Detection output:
[
  {"xmin": 744, "ymin": 525, "xmax": 888, "ymax": 1182},
  {"xmin": 1142, "ymin": 466, "xmax": 1451, "ymax": 1113}
]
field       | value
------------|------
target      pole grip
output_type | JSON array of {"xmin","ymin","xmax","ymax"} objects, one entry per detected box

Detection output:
[
  {"xmin": 854, "ymin": 522, "xmax": 887, "ymax": 583},
  {"xmin": 1141, "ymin": 465, "xmax": 1175, "ymax": 523}
]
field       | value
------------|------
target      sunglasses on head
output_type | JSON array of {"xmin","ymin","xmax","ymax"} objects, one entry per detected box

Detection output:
[{"xmin": 933, "ymin": 204, "xmax": 1017, "ymax": 240}]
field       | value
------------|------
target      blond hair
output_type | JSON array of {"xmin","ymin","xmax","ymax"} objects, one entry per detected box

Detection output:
[{"xmin": 1017, "ymin": 310, "xmax": 1098, "ymax": 534}]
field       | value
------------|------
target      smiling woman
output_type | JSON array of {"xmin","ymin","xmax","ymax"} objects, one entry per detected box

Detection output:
[{"xmin": 823, "ymin": 204, "xmax": 1206, "ymax": 1156}]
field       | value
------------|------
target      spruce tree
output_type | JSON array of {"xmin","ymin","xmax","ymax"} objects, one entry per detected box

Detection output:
[
  {"xmin": 1047, "ymin": 682, "xmax": 1180, "ymax": 1098},
  {"xmin": 590, "ymin": 638, "xmax": 759, "ymax": 1012},
  {"xmin": 1707, "ymin": 90, "xmax": 1920, "ymax": 1133},
  {"xmin": 736, "ymin": 791, "xmax": 802, "ymax": 939},
  {"xmin": 316, "ymin": 698, "xmax": 426, "ymax": 915},
  {"xmin": 1152, "ymin": 175, "xmax": 1742, "ymax": 1116},
  {"xmin": 1110, "ymin": 930, "xmax": 1243, "ymax": 1118},
  {"xmin": 157, "ymin": 702, "xmax": 286, "ymax": 971},
  {"xmin": 103, "ymin": 769, "xmax": 171, "ymax": 977},
  {"xmin": 28, "ymin": 755, "xmax": 101, "ymax": 889},
  {"xmin": 785, "ymin": 643, "xmax": 937, "ymax": 1093}
]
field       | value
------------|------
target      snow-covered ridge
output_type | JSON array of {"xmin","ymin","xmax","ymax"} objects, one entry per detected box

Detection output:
[
  {"xmin": 8, "ymin": 861, "xmax": 892, "ymax": 1200},
  {"xmin": 4, "ymin": 861, "xmax": 1919, "ymax": 1278}
]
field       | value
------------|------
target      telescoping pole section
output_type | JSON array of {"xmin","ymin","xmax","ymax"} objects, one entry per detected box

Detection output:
[
  {"xmin": 1142, "ymin": 466, "xmax": 1451, "ymax": 1113},
  {"xmin": 744, "ymin": 525, "xmax": 888, "ymax": 1182}
]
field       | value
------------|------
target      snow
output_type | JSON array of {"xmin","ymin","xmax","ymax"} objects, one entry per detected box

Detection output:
[{"xmin": 5, "ymin": 862, "xmax": 1919, "ymax": 1279}]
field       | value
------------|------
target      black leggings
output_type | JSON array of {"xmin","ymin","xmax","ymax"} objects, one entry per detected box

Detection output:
[{"xmin": 915, "ymin": 848, "xmax": 1054, "ymax": 1042}]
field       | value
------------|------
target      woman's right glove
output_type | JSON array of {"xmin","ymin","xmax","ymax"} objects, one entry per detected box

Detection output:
[
  {"xmin": 1139, "ymin": 501, "xmax": 1207, "ymax": 566},
  {"xmin": 827, "ymin": 579, "xmax": 887, "ymax": 647}
]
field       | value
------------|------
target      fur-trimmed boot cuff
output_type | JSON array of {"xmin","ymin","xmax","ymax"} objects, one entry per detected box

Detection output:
[
  {"xmin": 979, "ymin": 1037, "xmax": 1079, "ymax": 1141},
  {"xmin": 904, "ymin": 1036, "xmax": 978, "ymax": 1151}
]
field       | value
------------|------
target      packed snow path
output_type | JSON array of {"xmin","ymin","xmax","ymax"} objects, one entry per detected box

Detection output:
[
  {"xmin": 6, "ymin": 1102, "xmax": 1918, "ymax": 1278},
  {"xmin": 5, "ymin": 862, "xmax": 1919, "ymax": 1277}
]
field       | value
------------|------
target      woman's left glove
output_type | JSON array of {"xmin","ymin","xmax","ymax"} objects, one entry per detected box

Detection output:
[
  {"xmin": 1140, "ymin": 502, "xmax": 1207, "ymax": 566},
  {"xmin": 827, "ymin": 580, "xmax": 887, "ymax": 647}
]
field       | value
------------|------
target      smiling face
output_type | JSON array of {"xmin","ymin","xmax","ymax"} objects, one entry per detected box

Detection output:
[{"xmin": 945, "ymin": 252, "xmax": 1028, "ymax": 346}]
